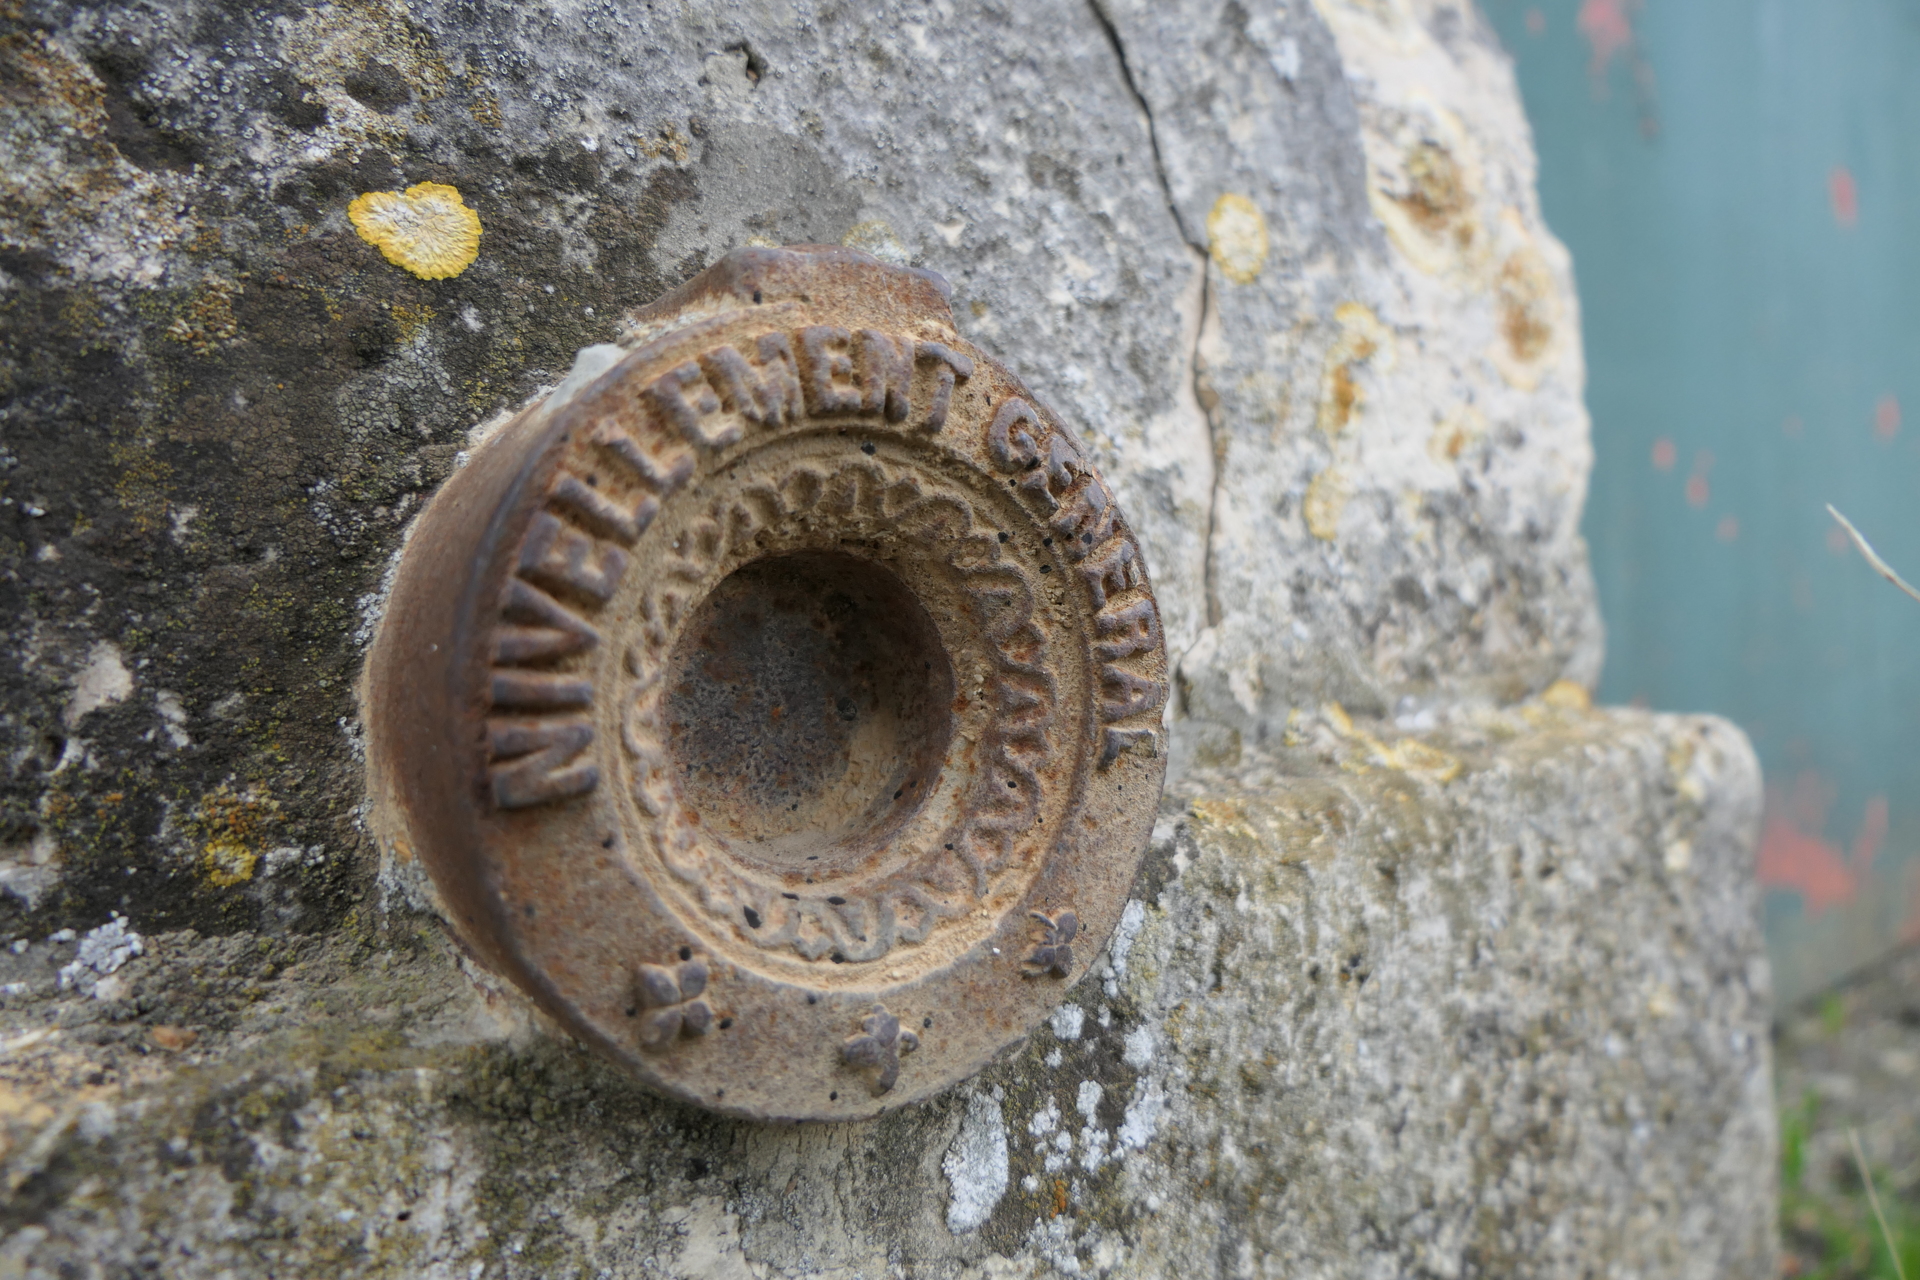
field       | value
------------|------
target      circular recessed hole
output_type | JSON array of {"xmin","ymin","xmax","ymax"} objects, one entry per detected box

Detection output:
[{"xmin": 663, "ymin": 551, "xmax": 953, "ymax": 873}]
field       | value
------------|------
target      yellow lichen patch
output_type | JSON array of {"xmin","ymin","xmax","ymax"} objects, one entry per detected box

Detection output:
[
  {"xmin": 1384, "ymin": 738, "xmax": 1463, "ymax": 785},
  {"xmin": 1488, "ymin": 242, "xmax": 1558, "ymax": 390},
  {"xmin": 1303, "ymin": 468, "xmax": 1351, "ymax": 541},
  {"xmin": 203, "ymin": 839, "xmax": 257, "ymax": 888},
  {"xmin": 110, "ymin": 437, "xmax": 173, "ymax": 535},
  {"xmin": 1323, "ymin": 702, "xmax": 1463, "ymax": 784},
  {"xmin": 1190, "ymin": 797, "xmax": 1261, "ymax": 845},
  {"xmin": 391, "ymin": 300, "xmax": 436, "ymax": 343},
  {"xmin": 641, "ymin": 126, "xmax": 692, "ymax": 164},
  {"xmin": 348, "ymin": 182, "xmax": 481, "ymax": 280},
  {"xmin": 165, "ymin": 277, "xmax": 241, "ymax": 356},
  {"xmin": 1206, "ymin": 193, "xmax": 1269, "ymax": 285},
  {"xmin": 1539, "ymin": 679, "xmax": 1592, "ymax": 711},
  {"xmin": 468, "ymin": 89, "xmax": 503, "ymax": 128},
  {"xmin": 1663, "ymin": 735, "xmax": 1710, "ymax": 803},
  {"xmin": 1315, "ymin": 302, "xmax": 1394, "ymax": 436},
  {"xmin": 190, "ymin": 784, "xmax": 282, "ymax": 888},
  {"xmin": 1404, "ymin": 143, "xmax": 1470, "ymax": 232}
]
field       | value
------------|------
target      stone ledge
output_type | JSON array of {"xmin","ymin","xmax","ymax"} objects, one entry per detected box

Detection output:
[{"xmin": 0, "ymin": 703, "xmax": 1773, "ymax": 1278}]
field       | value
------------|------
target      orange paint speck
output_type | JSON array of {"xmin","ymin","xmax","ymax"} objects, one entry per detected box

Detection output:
[
  {"xmin": 1526, "ymin": 7, "xmax": 1546, "ymax": 35},
  {"xmin": 1827, "ymin": 525, "xmax": 1851, "ymax": 555},
  {"xmin": 1830, "ymin": 166, "xmax": 1858, "ymax": 228},
  {"xmin": 1874, "ymin": 394, "xmax": 1900, "ymax": 441},
  {"xmin": 1650, "ymin": 438, "xmax": 1676, "ymax": 470},
  {"xmin": 1578, "ymin": 0, "xmax": 1633, "ymax": 78},
  {"xmin": 1685, "ymin": 475, "xmax": 1709, "ymax": 508},
  {"xmin": 1756, "ymin": 774, "xmax": 1886, "ymax": 916},
  {"xmin": 1716, "ymin": 515, "xmax": 1740, "ymax": 542}
]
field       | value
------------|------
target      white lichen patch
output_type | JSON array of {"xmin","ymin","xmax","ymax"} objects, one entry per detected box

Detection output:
[
  {"xmin": 55, "ymin": 914, "xmax": 143, "ymax": 991},
  {"xmin": 1117, "ymin": 1080, "xmax": 1167, "ymax": 1152},
  {"xmin": 1122, "ymin": 1025, "xmax": 1156, "ymax": 1070},
  {"xmin": 155, "ymin": 691, "xmax": 191, "ymax": 749},
  {"xmin": 65, "ymin": 642, "xmax": 133, "ymax": 728},
  {"xmin": 666, "ymin": 1196, "xmax": 758, "ymax": 1278},
  {"xmin": 944, "ymin": 1090, "xmax": 1010, "ymax": 1234},
  {"xmin": 0, "ymin": 31, "xmax": 196, "ymax": 284},
  {"xmin": 1050, "ymin": 1003, "xmax": 1085, "ymax": 1041},
  {"xmin": 1102, "ymin": 900, "xmax": 1147, "ymax": 998},
  {"xmin": 279, "ymin": 2, "xmax": 453, "ymax": 150}
]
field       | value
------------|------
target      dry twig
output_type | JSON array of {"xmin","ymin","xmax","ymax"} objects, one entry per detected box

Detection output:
[
  {"xmin": 1849, "ymin": 1126, "xmax": 1908, "ymax": 1280},
  {"xmin": 1829, "ymin": 505, "xmax": 1920, "ymax": 606}
]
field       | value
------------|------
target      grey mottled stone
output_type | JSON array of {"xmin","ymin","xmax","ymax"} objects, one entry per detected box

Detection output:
[{"xmin": 0, "ymin": 0, "xmax": 1771, "ymax": 1274}]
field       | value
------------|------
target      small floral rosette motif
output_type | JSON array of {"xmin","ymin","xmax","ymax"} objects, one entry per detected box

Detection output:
[
  {"xmin": 1023, "ymin": 909, "xmax": 1078, "ymax": 978},
  {"xmin": 633, "ymin": 954, "xmax": 714, "ymax": 1050},
  {"xmin": 841, "ymin": 1003, "xmax": 919, "ymax": 1094}
]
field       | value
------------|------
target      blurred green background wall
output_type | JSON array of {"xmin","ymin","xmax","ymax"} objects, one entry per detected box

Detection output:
[{"xmin": 1483, "ymin": 0, "xmax": 1920, "ymax": 1005}]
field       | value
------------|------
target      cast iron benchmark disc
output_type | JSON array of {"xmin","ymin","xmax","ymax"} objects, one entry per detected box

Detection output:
[{"xmin": 364, "ymin": 245, "xmax": 1169, "ymax": 1120}]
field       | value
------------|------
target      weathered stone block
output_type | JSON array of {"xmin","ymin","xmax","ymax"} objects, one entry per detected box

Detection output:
[
  {"xmin": 0, "ymin": 703, "xmax": 1770, "ymax": 1276},
  {"xmin": 0, "ymin": 0, "xmax": 1774, "ymax": 1272}
]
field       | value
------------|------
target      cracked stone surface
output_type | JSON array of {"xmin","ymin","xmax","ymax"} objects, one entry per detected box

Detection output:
[{"xmin": 0, "ymin": 0, "xmax": 1771, "ymax": 1274}]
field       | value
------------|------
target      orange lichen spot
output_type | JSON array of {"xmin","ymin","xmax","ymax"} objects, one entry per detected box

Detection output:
[
  {"xmin": 1397, "ymin": 142, "xmax": 1471, "ymax": 244},
  {"xmin": 1495, "ymin": 248, "xmax": 1555, "ymax": 365},
  {"xmin": 190, "ymin": 784, "xmax": 281, "ymax": 888},
  {"xmin": 1315, "ymin": 303, "xmax": 1393, "ymax": 437},
  {"xmin": 1368, "ymin": 122, "xmax": 1483, "ymax": 275},
  {"xmin": 1429, "ymin": 404, "xmax": 1486, "ymax": 464},
  {"xmin": 1328, "ymin": 365, "xmax": 1360, "ymax": 424},
  {"xmin": 348, "ymin": 181, "xmax": 482, "ymax": 280},
  {"xmin": 150, "ymin": 1025, "xmax": 199, "ymax": 1052}
]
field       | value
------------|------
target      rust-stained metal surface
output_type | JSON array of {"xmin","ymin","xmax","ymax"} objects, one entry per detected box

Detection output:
[{"xmin": 362, "ymin": 246, "xmax": 1169, "ymax": 1120}]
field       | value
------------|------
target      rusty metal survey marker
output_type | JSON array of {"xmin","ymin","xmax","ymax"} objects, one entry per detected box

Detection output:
[{"xmin": 364, "ymin": 246, "xmax": 1167, "ymax": 1119}]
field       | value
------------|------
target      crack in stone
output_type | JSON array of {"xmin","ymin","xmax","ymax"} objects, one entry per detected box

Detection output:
[
  {"xmin": 1195, "ymin": 268, "xmax": 1224, "ymax": 629},
  {"xmin": 1087, "ymin": 0, "xmax": 1195, "ymax": 247},
  {"xmin": 1088, "ymin": 0, "xmax": 1226, "ymax": 636}
]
